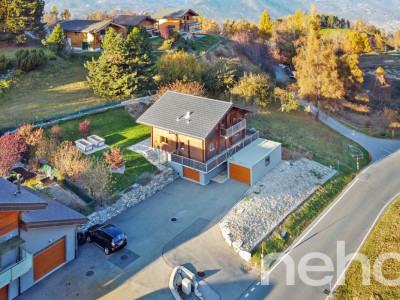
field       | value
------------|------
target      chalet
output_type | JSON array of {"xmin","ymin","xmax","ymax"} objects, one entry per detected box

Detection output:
[
  {"xmin": 113, "ymin": 15, "xmax": 157, "ymax": 35},
  {"xmin": 137, "ymin": 92, "xmax": 282, "ymax": 185},
  {"xmin": 0, "ymin": 177, "xmax": 86, "ymax": 300},
  {"xmin": 152, "ymin": 8, "xmax": 202, "ymax": 38},
  {"xmin": 50, "ymin": 19, "xmax": 127, "ymax": 51}
]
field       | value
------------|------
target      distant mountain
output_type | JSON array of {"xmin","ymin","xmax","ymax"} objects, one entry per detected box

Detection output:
[{"xmin": 45, "ymin": 0, "xmax": 400, "ymax": 33}]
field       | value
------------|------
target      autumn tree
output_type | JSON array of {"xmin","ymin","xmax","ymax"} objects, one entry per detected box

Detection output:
[
  {"xmin": 230, "ymin": 72, "xmax": 272, "ymax": 107},
  {"xmin": 0, "ymin": 132, "xmax": 26, "ymax": 176},
  {"xmin": 370, "ymin": 67, "xmax": 391, "ymax": 109},
  {"xmin": 373, "ymin": 33, "xmax": 385, "ymax": 53},
  {"xmin": 274, "ymin": 87, "xmax": 300, "ymax": 112},
  {"xmin": 293, "ymin": 7, "xmax": 344, "ymax": 114},
  {"xmin": 394, "ymin": 27, "xmax": 400, "ymax": 49},
  {"xmin": 18, "ymin": 124, "xmax": 43, "ymax": 158},
  {"xmin": 60, "ymin": 8, "xmax": 71, "ymax": 20},
  {"xmin": 79, "ymin": 120, "xmax": 90, "ymax": 137},
  {"xmin": 198, "ymin": 17, "xmax": 220, "ymax": 34},
  {"xmin": 345, "ymin": 28, "xmax": 371, "ymax": 54},
  {"xmin": 156, "ymin": 81, "xmax": 205, "ymax": 100},
  {"xmin": 52, "ymin": 141, "xmax": 88, "ymax": 180},
  {"xmin": 259, "ymin": 10, "xmax": 273, "ymax": 39},
  {"xmin": 337, "ymin": 54, "xmax": 364, "ymax": 100},
  {"xmin": 80, "ymin": 159, "xmax": 109, "ymax": 201}
]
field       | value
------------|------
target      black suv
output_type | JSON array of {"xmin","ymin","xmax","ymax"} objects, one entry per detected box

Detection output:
[{"xmin": 86, "ymin": 224, "xmax": 127, "ymax": 255}]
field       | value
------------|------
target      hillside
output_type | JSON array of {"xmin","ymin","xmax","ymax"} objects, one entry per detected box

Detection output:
[{"xmin": 44, "ymin": 0, "xmax": 400, "ymax": 33}]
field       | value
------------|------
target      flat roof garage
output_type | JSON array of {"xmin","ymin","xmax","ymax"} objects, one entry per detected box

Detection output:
[{"xmin": 228, "ymin": 138, "xmax": 282, "ymax": 185}]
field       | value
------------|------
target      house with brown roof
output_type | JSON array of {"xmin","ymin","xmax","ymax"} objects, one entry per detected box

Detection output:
[
  {"xmin": 152, "ymin": 8, "xmax": 202, "ymax": 38},
  {"xmin": 0, "ymin": 177, "xmax": 86, "ymax": 300},
  {"xmin": 137, "ymin": 92, "xmax": 282, "ymax": 185},
  {"xmin": 49, "ymin": 19, "xmax": 127, "ymax": 51},
  {"xmin": 113, "ymin": 15, "xmax": 157, "ymax": 35}
]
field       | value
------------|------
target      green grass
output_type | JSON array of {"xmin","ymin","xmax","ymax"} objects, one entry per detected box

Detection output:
[
  {"xmin": 247, "ymin": 105, "xmax": 370, "ymax": 174},
  {"xmin": 49, "ymin": 107, "xmax": 153, "ymax": 194},
  {"xmin": 335, "ymin": 197, "xmax": 400, "ymax": 299},
  {"xmin": 175, "ymin": 34, "xmax": 224, "ymax": 54},
  {"xmin": 0, "ymin": 45, "xmax": 39, "ymax": 59},
  {"xmin": 320, "ymin": 28, "xmax": 350, "ymax": 40},
  {"xmin": 0, "ymin": 52, "xmax": 110, "ymax": 131},
  {"xmin": 150, "ymin": 37, "xmax": 164, "ymax": 50}
]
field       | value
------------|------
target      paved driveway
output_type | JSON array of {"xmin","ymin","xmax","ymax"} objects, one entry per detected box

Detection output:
[{"xmin": 19, "ymin": 178, "xmax": 257, "ymax": 300}]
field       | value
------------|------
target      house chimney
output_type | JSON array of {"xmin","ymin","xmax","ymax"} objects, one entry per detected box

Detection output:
[{"xmin": 14, "ymin": 174, "xmax": 22, "ymax": 195}]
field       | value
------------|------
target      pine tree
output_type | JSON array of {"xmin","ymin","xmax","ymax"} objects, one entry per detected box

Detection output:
[
  {"xmin": 85, "ymin": 28, "xmax": 138, "ymax": 98},
  {"xmin": 124, "ymin": 26, "xmax": 154, "ymax": 91},
  {"xmin": 42, "ymin": 23, "xmax": 66, "ymax": 54},
  {"xmin": 293, "ymin": 8, "xmax": 344, "ymax": 114},
  {"xmin": 259, "ymin": 10, "xmax": 272, "ymax": 39}
]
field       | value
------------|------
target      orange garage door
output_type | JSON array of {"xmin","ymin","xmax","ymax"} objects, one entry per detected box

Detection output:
[
  {"xmin": 229, "ymin": 163, "xmax": 251, "ymax": 185},
  {"xmin": 0, "ymin": 285, "xmax": 8, "ymax": 300},
  {"xmin": 33, "ymin": 238, "xmax": 66, "ymax": 282},
  {"xmin": 183, "ymin": 166, "xmax": 200, "ymax": 182}
]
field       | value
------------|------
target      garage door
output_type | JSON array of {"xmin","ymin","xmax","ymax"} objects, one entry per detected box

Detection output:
[
  {"xmin": 33, "ymin": 238, "xmax": 66, "ymax": 282},
  {"xmin": 229, "ymin": 163, "xmax": 251, "ymax": 185},
  {"xmin": 0, "ymin": 285, "xmax": 8, "ymax": 300},
  {"xmin": 183, "ymin": 166, "xmax": 200, "ymax": 182}
]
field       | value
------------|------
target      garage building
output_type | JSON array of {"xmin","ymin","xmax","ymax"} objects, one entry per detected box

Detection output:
[{"xmin": 228, "ymin": 138, "xmax": 282, "ymax": 186}]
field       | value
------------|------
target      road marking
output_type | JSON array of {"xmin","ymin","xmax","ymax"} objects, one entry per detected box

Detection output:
[
  {"xmin": 267, "ymin": 178, "xmax": 360, "ymax": 274},
  {"xmin": 362, "ymin": 148, "xmax": 400, "ymax": 174},
  {"xmin": 326, "ymin": 191, "xmax": 400, "ymax": 299},
  {"xmin": 256, "ymin": 282, "xmax": 260, "ymax": 286},
  {"xmin": 379, "ymin": 147, "xmax": 392, "ymax": 154},
  {"xmin": 245, "ymin": 293, "xmax": 249, "ymax": 297},
  {"xmin": 251, "ymin": 287, "xmax": 255, "ymax": 291}
]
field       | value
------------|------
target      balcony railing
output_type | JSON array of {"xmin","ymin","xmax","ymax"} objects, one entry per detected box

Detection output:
[
  {"xmin": 170, "ymin": 129, "xmax": 259, "ymax": 173},
  {"xmin": 221, "ymin": 119, "xmax": 246, "ymax": 138},
  {"xmin": 0, "ymin": 239, "xmax": 33, "ymax": 289}
]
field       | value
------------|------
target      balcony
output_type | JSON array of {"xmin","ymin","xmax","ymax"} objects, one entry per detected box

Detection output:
[
  {"xmin": 171, "ymin": 129, "xmax": 259, "ymax": 173},
  {"xmin": 179, "ymin": 22, "xmax": 202, "ymax": 33},
  {"xmin": 221, "ymin": 119, "xmax": 246, "ymax": 138},
  {"xmin": 0, "ymin": 237, "xmax": 33, "ymax": 289}
]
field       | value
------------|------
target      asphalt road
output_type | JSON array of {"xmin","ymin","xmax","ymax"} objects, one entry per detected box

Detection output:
[{"xmin": 240, "ymin": 106, "xmax": 400, "ymax": 300}]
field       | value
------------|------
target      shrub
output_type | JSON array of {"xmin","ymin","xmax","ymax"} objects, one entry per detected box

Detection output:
[
  {"xmin": 13, "ymin": 69, "xmax": 23, "ymax": 77},
  {"xmin": 79, "ymin": 120, "xmax": 90, "ymax": 137},
  {"xmin": 52, "ymin": 141, "xmax": 88, "ymax": 180},
  {"xmin": 158, "ymin": 39, "xmax": 173, "ymax": 50},
  {"xmin": 28, "ymin": 158, "xmax": 41, "ymax": 172},
  {"xmin": 159, "ymin": 27, "xmax": 171, "ymax": 39},
  {"xmin": 0, "ymin": 132, "xmax": 26, "ymax": 176},
  {"xmin": 156, "ymin": 80, "xmax": 205, "ymax": 100},
  {"xmin": 103, "ymin": 147, "xmax": 125, "ymax": 170},
  {"xmin": 156, "ymin": 51, "xmax": 206, "ymax": 85},
  {"xmin": 0, "ymin": 55, "xmax": 11, "ymax": 74},
  {"xmin": 136, "ymin": 172, "xmax": 152, "ymax": 186},
  {"xmin": 15, "ymin": 49, "xmax": 48, "ymax": 72},
  {"xmin": 51, "ymin": 124, "xmax": 62, "ymax": 140},
  {"xmin": 230, "ymin": 72, "xmax": 273, "ymax": 106}
]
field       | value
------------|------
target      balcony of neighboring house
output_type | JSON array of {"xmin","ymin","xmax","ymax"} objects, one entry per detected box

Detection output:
[
  {"xmin": 179, "ymin": 21, "xmax": 202, "ymax": 34},
  {"xmin": 221, "ymin": 118, "xmax": 246, "ymax": 138},
  {"xmin": 0, "ymin": 237, "xmax": 33, "ymax": 289},
  {"xmin": 170, "ymin": 128, "xmax": 259, "ymax": 173}
]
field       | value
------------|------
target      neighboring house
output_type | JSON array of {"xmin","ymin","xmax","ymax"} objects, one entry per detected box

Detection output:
[
  {"xmin": 49, "ymin": 19, "xmax": 127, "ymax": 51},
  {"xmin": 137, "ymin": 92, "xmax": 282, "ymax": 185},
  {"xmin": 0, "ymin": 177, "xmax": 86, "ymax": 300},
  {"xmin": 113, "ymin": 15, "xmax": 157, "ymax": 35},
  {"xmin": 152, "ymin": 8, "xmax": 202, "ymax": 37}
]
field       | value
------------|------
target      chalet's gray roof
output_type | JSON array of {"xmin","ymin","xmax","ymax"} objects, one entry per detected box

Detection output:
[
  {"xmin": 136, "ymin": 91, "xmax": 254, "ymax": 140},
  {"xmin": 21, "ymin": 188, "xmax": 87, "ymax": 228},
  {"xmin": 0, "ymin": 177, "xmax": 47, "ymax": 211},
  {"xmin": 113, "ymin": 15, "xmax": 156, "ymax": 26},
  {"xmin": 152, "ymin": 8, "xmax": 198, "ymax": 19},
  {"xmin": 55, "ymin": 19, "xmax": 124, "ymax": 33}
]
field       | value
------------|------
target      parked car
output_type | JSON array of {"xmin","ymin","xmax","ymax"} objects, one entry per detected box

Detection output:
[{"xmin": 86, "ymin": 224, "xmax": 127, "ymax": 255}]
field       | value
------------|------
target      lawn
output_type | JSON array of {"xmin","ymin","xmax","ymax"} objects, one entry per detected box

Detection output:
[
  {"xmin": 247, "ymin": 105, "xmax": 370, "ymax": 174},
  {"xmin": 49, "ymin": 107, "xmax": 153, "ymax": 194},
  {"xmin": 335, "ymin": 197, "xmax": 400, "ymax": 299},
  {"xmin": 0, "ymin": 52, "xmax": 108, "ymax": 131},
  {"xmin": 320, "ymin": 28, "xmax": 350, "ymax": 40}
]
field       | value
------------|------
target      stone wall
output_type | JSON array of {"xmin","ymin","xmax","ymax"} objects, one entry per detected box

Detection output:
[{"xmin": 80, "ymin": 167, "xmax": 175, "ymax": 232}]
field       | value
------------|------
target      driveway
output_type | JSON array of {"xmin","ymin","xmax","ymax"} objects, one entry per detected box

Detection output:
[{"xmin": 19, "ymin": 178, "xmax": 258, "ymax": 300}]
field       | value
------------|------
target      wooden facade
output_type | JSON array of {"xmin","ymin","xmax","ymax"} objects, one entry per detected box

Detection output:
[
  {"xmin": 0, "ymin": 211, "xmax": 19, "ymax": 236},
  {"xmin": 157, "ymin": 11, "xmax": 198, "ymax": 32},
  {"xmin": 64, "ymin": 23, "xmax": 126, "ymax": 50},
  {"xmin": 151, "ymin": 107, "xmax": 248, "ymax": 163}
]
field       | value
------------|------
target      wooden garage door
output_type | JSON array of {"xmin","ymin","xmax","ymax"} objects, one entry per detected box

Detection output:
[
  {"xmin": 229, "ymin": 163, "xmax": 251, "ymax": 185},
  {"xmin": 0, "ymin": 285, "xmax": 8, "ymax": 300},
  {"xmin": 183, "ymin": 166, "xmax": 200, "ymax": 182},
  {"xmin": 33, "ymin": 238, "xmax": 66, "ymax": 282}
]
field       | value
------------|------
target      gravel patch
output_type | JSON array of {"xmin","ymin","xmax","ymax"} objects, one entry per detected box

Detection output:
[{"xmin": 220, "ymin": 158, "xmax": 336, "ymax": 257}]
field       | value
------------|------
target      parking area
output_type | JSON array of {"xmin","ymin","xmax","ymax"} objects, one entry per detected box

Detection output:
[{"xmin": 18, "ymin": 178, "xmax": 257, "ymax": 300}]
